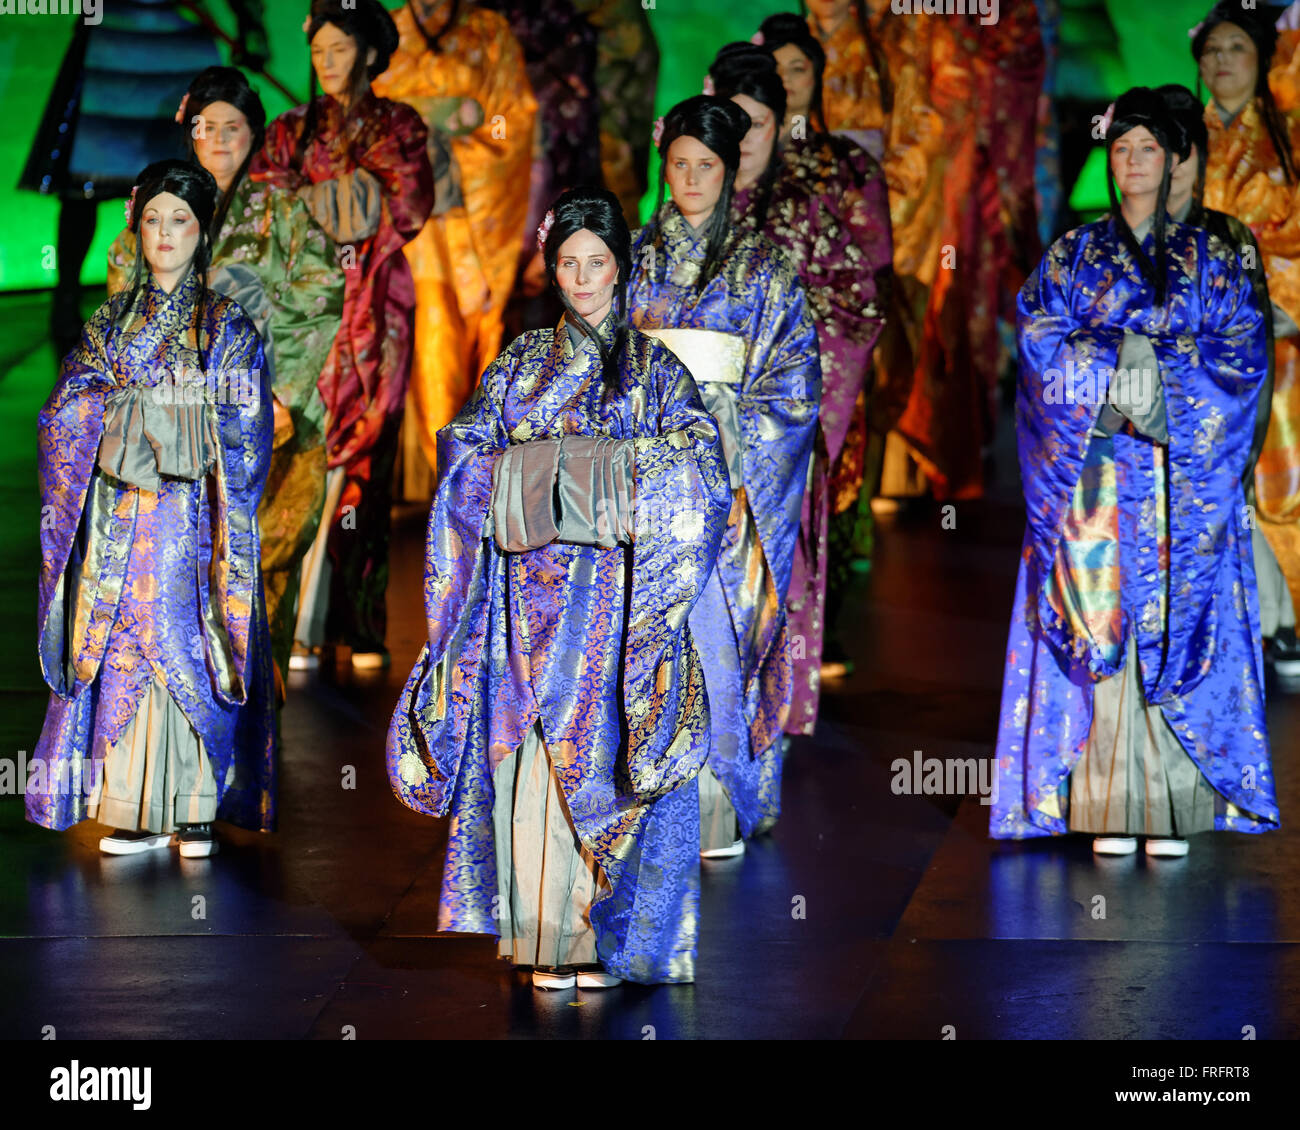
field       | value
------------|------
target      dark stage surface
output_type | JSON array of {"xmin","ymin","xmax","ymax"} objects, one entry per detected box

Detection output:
[{"xmin": 2, "ymin": 292, "xmax": 1298, "ymax": 1040}]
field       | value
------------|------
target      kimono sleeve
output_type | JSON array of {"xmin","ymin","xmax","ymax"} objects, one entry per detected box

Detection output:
[
  {"xmin": 359, "ymin": 102, "xmax": 435, "ymax": 247},
  {"xmin": 250, "ymin": 112, "xmax": 308, "ymax": 191}
]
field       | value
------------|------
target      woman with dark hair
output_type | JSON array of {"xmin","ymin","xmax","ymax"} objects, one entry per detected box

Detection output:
[
  {"xmin": 372, "ymin": 1, "xmax": 537, "ymax": 503},
  {"xmin": 708, "ymin": 44, "xmax": 892, "ymax": 737},
  {"xmin": 756, "ymin": 13, "xmax": 830, "ymax": 141},
  {"xmin": 1195, "ymin": 2, "xmax": 1300, "ymax": 657},
  {"xmin": 990, "ymin": 88, "xmax": 1279, "ymax": 858},
  {"xmin": 106, "ymin": 67, "xmax": 345, "ymax": 691},
  {"xmin": 251, "ymin": 0, "xmax": 435, "ymax": 672},
  {"xmin": 29, "ymin": 159, "xmax": 277, "ymax": 859},
  {"xmin": 1159, "ymin": 82, "xmax": 1299, "ymax": 672},
  {"xmin": 629, "ymin": 95, "xmax": 821, "ymax": 858},
  {"xmin": 387, "ymin": 186, "xmax": 730, "ymax": 989}
]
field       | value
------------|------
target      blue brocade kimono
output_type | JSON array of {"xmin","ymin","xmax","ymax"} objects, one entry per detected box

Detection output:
[
  {"xmin": 628, "ymin": 206, "xmax": 821, "ymax": 838},
  {"xmin": 29, "ymin": 270, "xmax": 277, "ymax": 833},
  {"xmin": 386, "ymin": 321, "xmax": 730, "ymax": 983},
  {"xmin": 990, "ymin": 216, "xmax": 1281, "ymax": 838}
]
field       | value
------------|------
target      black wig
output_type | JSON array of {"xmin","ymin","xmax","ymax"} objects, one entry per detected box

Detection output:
[
  {"xmin": 758, "ymin": 11, "xmax": 830, "ymax": 134},
  {"xmin": 1191, "ymin": 1, "xmax": 1296, "ymax": 184},
  {"xmin": 1104, "ymin": 86, "xmax": 1190, "ymax": 307},
  {"xmin": 1156, "ymin": 83, "xmax": 1211, "ymax": 206},
  {"xmin": 180, "ymin": 66, "xmax": 267, "ymax": 241},
  {"xmin": 297, "ymin": 0, "xmax": 400, "ymax": 164},
  {"xmin": 708, "ymin": 43, "xmax": 787, "ymax": 231},
  {"xmin": 644, "ymin": 95, "xmax": 752, "ymax": 294},
  {"xmin": 540, "ymin": 185, "xmax": 632, "ymax": 390},
  {"xmin": 118, "ymin": 159, "xmax": 220, "ymax": 363}
]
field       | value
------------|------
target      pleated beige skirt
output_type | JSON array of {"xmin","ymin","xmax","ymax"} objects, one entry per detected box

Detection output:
[
  {"xmin": 492, "ymin": 722, "xmax": 609, "ymax": 968},
  {"xmin": 293, "ymin": 465, "xmax": 346, "ymax": 648},
  {"xmin": 1068, "ymin": 634, "xmax": 1218, "ymax": 836},
  {"xmin": 699, "ymin": 763, "xmax": 739, "ymax": 850},
  {"xmin": 87, "ymin": 676, "xmax": 218, "ymax": 834}
]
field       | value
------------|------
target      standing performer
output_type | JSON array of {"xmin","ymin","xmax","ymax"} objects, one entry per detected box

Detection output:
[
  {"xmin": 1195, "ymin": 2, "xmax": 1300, "ymax": 671},
  {"xmin": 108, "ymin": 67, "xmax": 345, "ymax": 691},
  {"xmin": 1158, "ymin": 82, "xmax": 1298, "ymax": 669},
  {"xmin": 709, "ymin": 45, "xmax": 892, "ymax": 735},
  {"xmin": 251, "ymin": 0, "xmax": 434, "ymax": 671},
  {"xmin": 30, "ymin": 160, "xmax": 276, "ymax": 858},
  {"xmin": 990, "ymin": 89, "xmax": 1279, "ymax": 857},
  {"xmin": 371, "ymin": 0, "xmax": 537, "ymax": 501},
  {"xmin": 387, "ymin": 187, "xmax": 730, "ymax": 989},
  {"xmin": 628, "ymin": 96, "xmax": 821, "ymax": 857}
]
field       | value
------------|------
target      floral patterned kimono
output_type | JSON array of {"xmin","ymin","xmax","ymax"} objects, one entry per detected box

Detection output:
[
  {"xmin": 628, "ymin": 205, "xmax": 821, "ymax": 846},
  {"xmin": 386, "ymin": 318, "xmax": 730, "ymax": 983},
  {"xmin": 250, "ymin": 90, "xmax": 434, "ymax": 654},
  {"xmin": 1204, "ymin": 97, "xmax": 1300, "ymax": 615},
  {"xmin": 107, "ymin": 174, "xmax": 345, "ymax": 684},
  {"xmin": 731, "ymin": 136, "xmax": 892, "ymax": 734},
  {"xmin": 371, "ymin": 0, "xmax": 537, "ymax": 499},
  {"xmin": 29, "ymin": 270, "xmax": 277, "ymax": 835},
  {"xmin": 990, "ymin": 216, "xmax": 1279, "ymax": 841}
]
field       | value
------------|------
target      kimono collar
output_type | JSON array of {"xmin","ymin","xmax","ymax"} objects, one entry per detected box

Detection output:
[
  {"xmin": 561, "ymin": 309, "xmax": 617, "ymax": 359},
  {"xmin": 659, "ymin": 204, "xmax": 709, "ymax": 259},
  {"xmin": 320, "ymin": 88, "xmax": 376, "ymax": 133},
  {"xmin": 129, "ymin": 265, "xmax": 201, "ymax": 328},
  {"xmin": 1206, "ymin": 95, "xmax": 1259, "ymax": 133}
]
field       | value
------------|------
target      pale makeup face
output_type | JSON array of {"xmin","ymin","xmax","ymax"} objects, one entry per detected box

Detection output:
[
  {"xmin": 554, "ymin": 229, "xmax": 619, "ymax": 326},
  {"xmin": 1110, "ymin": 125, "xmax": 1174, "ymax": 204},
  {"xmin": 193, "ymin": 101, "xmax": 252, "ymax": 190},
  {"xmin": 310, "ymin": 22, "xmax": 376, "ymax": 102},
  {"xmin": 732, "ymin": 93, "xmax": 777, "ymax": 191},
  {"xmin": 772, "ymin": 43, "xmax": 815, "ymax": 121},
  {"xmin": 665, "ymin": 135, "xmax": 727, "ymax": 227},
  {"xmin": 1199, "ymin": 22, "xmax": 1259, "ymax": 110},
  {"xmin": 139, "ymin": 191, "xmax": 201, "ymax": 291}
]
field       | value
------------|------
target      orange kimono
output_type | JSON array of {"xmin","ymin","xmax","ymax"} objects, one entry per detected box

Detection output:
[
  {"xmin": 1205, "ymin": 97, "xmax": 1300, "ymax": 608},
  {"xmin": 372, "ymin": 0, "xmax": 537, "ymax": 498},
  {"xmin": 1270, "ymin": 27, "xmax": 1300, "ymax": 112}
]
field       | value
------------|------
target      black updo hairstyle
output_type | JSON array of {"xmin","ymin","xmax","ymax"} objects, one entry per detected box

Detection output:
[
  {"xmin": 1156, "ymin": 83, "xmax": 1211, "ymax": 205},
  {"xmin": 708, "ymin": 44, "xmax": 787, "ymax": 232},
  {"xmin": 1192, "ymin": 0, "xmax": 1296, "ymax": 185},
  {"xmin": 644, "ymin": 95, "xmax": 752, "ymax": 294},
  {"xmin": 117, "ymin": 159, "xmax": 220, "ymax": 364},
  {"xmin": 758, "ymin": 12, "xmax": 829, "ymax": 133},
  {"xmin": 1104, "ymin": 86, "xmax": 1191, "ymax": 307},
  {"xmin": 296, "ymin": 0, "xmax": 400, "ymax": 165},
  {"xmin": 541, "ymin": 185, "xmax": 632, "ymax": 391},
  {"xmin": 180, "ymin": 66, "xmax": 267, "ymax": 241}
]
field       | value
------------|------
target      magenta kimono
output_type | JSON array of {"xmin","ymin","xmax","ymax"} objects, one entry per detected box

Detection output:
[
  {"xmin": 386, "ymin": 322, "xmax": 730, "ymax": 983},
  {"xmin": 733, "ymin": 134, "xmax": 893, "ymax": 735},
  {"xmin": 250, "ymin": 91, "xmax": 434, "ymax": 650}
]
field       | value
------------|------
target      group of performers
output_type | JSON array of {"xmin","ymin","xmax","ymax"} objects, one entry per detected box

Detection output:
[{"xmin": 17, "ymin": 0, "xmax": 1300, "ymax": 989}]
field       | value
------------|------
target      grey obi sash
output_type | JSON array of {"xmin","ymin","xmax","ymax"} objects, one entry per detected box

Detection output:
[
  {"xmin": 98, "ymin": 385, "xmax": 218, "ymax": 493},
  {"xmin": 639, "ymin": 327, "xmax": 747, "ymax": 489}
]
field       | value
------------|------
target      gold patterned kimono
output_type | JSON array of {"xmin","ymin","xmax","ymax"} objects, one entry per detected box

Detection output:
[
  {"xmin": 372, "ymin": 0, "xmax": 538, "ymax": 499},
  {"xmin": 1205, "ymin": 96, "xmax": 1300, "ymax": 610}
]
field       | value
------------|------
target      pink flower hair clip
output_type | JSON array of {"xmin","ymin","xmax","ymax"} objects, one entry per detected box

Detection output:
[
  {"xmin": 652, "ymin": 116, "xmax": 665, "ymax": 148},
  {"xmin": 302, "ymin": 14, "xmax": 313, "ymax": 34},
  {"xmin": 124, "ymin": 185, "xmax": 138, "ymax": 228},
  {"xmin": 1098, "ymin": 101, "xmax": 1115, "ymax": 140},
  {"xmin": 1188, "ymin": 20, "xmax": 1204, "ymax": 39},
  {"xmin": 703, "ymin": 74, "xmax": 715, "ymax": 96},
  {"xmin": 536, "ymin": 209, "xmax": 555, "ymax": 253},
  {"xmin": 173, "ymin": 92, "xmax": 190, "ymax": 125},
  {"xmin": 751, "ymin": 31, "xmax": 765, "ymax": 46}
]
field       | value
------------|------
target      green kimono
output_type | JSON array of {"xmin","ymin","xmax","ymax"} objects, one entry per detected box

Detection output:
[{"xmin": 108, "ymin": 174, "xmax": 345, "ymax": 685}]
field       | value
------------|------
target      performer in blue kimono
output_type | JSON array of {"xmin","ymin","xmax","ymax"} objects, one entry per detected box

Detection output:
[
  {"xmin": 386, "ymin": 186, "xmax": 730, "ymax": 989},
  {"xmin": 29, "ymin": 160, "xmax": 276, "ymax": 859},
  {"xmin": 627, "ymin": 95, "xmax": 821, "ymax": 859},
  {"xmin": 990, "ymin": 88, "xmax": 1280, "ymax": 858}
]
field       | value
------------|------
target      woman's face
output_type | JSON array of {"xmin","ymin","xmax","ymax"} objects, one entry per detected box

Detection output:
[
  {"xmin": 732, "ymin": 93, "xmax": 777, "ymax": 188},
  {"xmin": 665, "ymin": 135, "xmax": 727, "ymax": 227},
  {"xmin": 772, "ymin": 43, "xmax": 815, "ymax": 120},
  {"xmin": 193, "ymin": 100, "xmax": 252, "ymax": 187},
  {"xmin": 1110, "ymin": 125, "xmax": 1172, "ymax": 202},
  {"xmin": 310, "ymin": 22, "xmax": 374, "ymax": 101},
  {"xmin": 139, "ymin": 190, "xmax": 202, "ymax": 280},
  {"xmin": 1199, "ymin": 22, "xmax": 1259, "ymax": 108},
  {"xmin": 1169, "ymin": 140, "xmax": 1199, "ymax": 204},
  {"xmin": 554, "ymin": 228, "xmax": 619, "ymax": 326}
]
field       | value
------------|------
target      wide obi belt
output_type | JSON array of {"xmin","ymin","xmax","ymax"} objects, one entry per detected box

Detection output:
[{"xmin": 640, "ymin": 327, "xmax": 746, "ymax": 488}]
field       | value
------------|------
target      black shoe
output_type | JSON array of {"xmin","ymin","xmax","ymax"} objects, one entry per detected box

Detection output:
[
  {"xmin": 176, "ymin": 823, "xmax": 218, "ymax": 858},
  {"xmin": 1267, "ymin": 627, "xmax": 1300, "ymax": 677}
]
